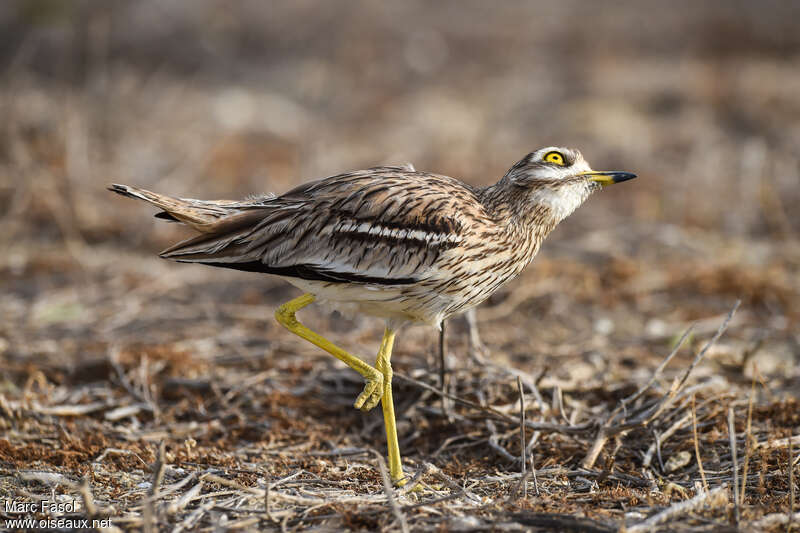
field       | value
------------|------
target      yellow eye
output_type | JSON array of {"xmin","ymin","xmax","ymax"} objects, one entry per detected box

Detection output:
[{"xmin": 543, "ymin": 151, "xmax": 565, "ymax": 166}]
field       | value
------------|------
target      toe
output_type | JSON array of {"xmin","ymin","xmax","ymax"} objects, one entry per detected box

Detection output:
[
  {"xmin": 360, "ymin": 391, "xmax": 382, "ymax": 411},
  {"xmin": 353, "ymin": 394, "xmax": 366, "ymax": 410},
  {"xmin": 353, "ymin": 377, "xmax": 382, "ymax": 411}
]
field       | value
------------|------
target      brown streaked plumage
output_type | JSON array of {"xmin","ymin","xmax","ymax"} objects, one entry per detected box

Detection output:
[{"xmin": 110, "ymin": 146, "xmax": 636, "ymax": 483}]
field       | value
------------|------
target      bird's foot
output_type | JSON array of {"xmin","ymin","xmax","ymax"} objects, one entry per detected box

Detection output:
[
  {"xmin": 353, "ymin": 373, "xmax": 384, "ymax": 411},
  {"xmin": 395, "ymin": 476, "xmax": 442, "ymax": 495},
  {"xmin": 395, "ymin": 477, "xmax": 423, "ymax": 493}
]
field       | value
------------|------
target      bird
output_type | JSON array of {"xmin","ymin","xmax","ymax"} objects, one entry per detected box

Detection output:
[{"xmin": 109, "ymin": 146, "xmax": 635, "ymax": 484}]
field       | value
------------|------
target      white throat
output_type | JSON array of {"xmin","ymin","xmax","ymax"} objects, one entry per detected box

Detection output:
[{"xmin": 529, "ymin": 182, "xmax": 592, "ymax": 222}]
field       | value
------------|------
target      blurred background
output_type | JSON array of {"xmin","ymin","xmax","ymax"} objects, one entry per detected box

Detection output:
[
  {"xmin": 1, "ymin": 2, "xmax": 799, "ymax": 525},
  {"xmin": 1, "ymin": 0, "xmax": 798, "ymax": 403}
]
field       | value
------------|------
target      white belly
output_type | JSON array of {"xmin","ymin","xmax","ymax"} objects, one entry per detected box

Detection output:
[{"xmin": 276, "ymin": 276, "xmax": 449, "ymax": 329}]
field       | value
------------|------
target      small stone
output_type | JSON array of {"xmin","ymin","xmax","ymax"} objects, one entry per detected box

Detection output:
[
  {"xmin": 664, "ymin": 450, "xmax": 692, "ymax": 472},
  {"xmin": 594, "ymin": 317, "xmax": 614, "ymax": 335}
]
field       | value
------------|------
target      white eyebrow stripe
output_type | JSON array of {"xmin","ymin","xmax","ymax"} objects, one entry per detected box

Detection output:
[{"xmin": 335, "ymin": 221, "xmax": 461, "ymax": 245}]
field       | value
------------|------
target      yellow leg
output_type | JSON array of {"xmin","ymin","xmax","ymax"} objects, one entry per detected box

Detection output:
[
  {"xmin": 374, "ymin": 327, "xmax": 405, "ymax": 483},
  {"xmin": 275, "ymin": 293, "xmax": 383, "ymax": 411}
]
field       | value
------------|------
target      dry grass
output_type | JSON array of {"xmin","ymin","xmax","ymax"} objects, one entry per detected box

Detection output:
[{"xmin": 1, "ymin": 1, "xmax": 799, "ymax": 531}]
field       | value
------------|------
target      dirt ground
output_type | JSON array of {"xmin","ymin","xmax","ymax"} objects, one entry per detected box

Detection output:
[{"xmin": 1, "ymin": 1, "xmax": 799, "ymax": 531}]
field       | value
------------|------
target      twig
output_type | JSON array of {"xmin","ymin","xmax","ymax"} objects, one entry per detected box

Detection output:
[
  {"xmin": 394, "ymin": 372, "xmax": 591, "ymax": 435},
  {"xmin": 507, "ymin": 470, "xmax": 533, "ymax": 502},
  {"xmin": 630, "ymin": 301, "xmax": 739, "ymax": 433},
  {"xmin": 307, "ymin": 447, "xmax": 369, "ymax": 457},
  {"xmin": 17, "ymin": 471, "xmax": 75, "ymax": 487},
  {"xmin": 790, "ymin": 432, "xmax": 795, "ymax": 531},
  {"xmin": 79, "ymin": 476, "xmax": 98, "ymax": 518},
  {"xmin": 740, "ymin": 373, "xmax": 756, "ymax": 507},
  {"xmin": 173, "ymin": 501, "xmax": 214, "ymax": 533},
  {"xmin": 109, "ymin": 345, "xmax": 142, "ymax": 399},
  {"xmin": 151, "ymin": 441, "xmax": 167, "ymax": 498},
  {"xmin": 167, "ymin": 482, "xmax": 203, "ymax": 514},
  {"xmin": 402, "ymin": 492, "xmax": 463, "ymax": 510},
  {"xmin": 93, "ymin": 447, "xmax": 148, "ymax": 467},
  {"xmin": 552, "ymin": 384, "xmax": 567, "ymax": 423},
  {"xmin": 642, "ymin": 301, "xmax": 738, "ymax": 426},
  {"xmin": 138, "ymin": 354, "xmax": 161, "ymax": 420},
  {"xmin": 397, "ymin": 464, "xmax": 433, "ymax": 496},
  {"xmin": 426, "ymin": 464, "xmax": 482, "ymax": 505},
  {"xmin": 653, "ymin": 427, "xmax": 665, "ymax": 472},
  {"xmin": 754, "ymin": 434, "xmax": 800, "ymax": 450},
  {"xmin": 478, "ymin": 387, "xmax": 520, "ymax": 464},
  {"xmin": 262, "ymin": 470, "xmax": 303, "ymax": 522},
  {"xmin": 582, "ymin": 327, "xmax": 693, "ymax": 468},
  {"xmin": 199, "ymin": 474, "xmax": 261, "ymax": 496},
  {"xmin": 728, "ymin": 407, "xmax": 740, "ymax": 525},
  {"xmin": 438, "ymin": 321, "xmax": 451, "ymax": 419},
  {"xmin": 373, "ymin": 451, "xmax": 409, "ymax": 533},
  {"xmin": 144, "ymin": 472, "xmax": 198, "ymax": 504},
  {"xmin": 144, "ymin": 441, "xmax": 167, "ymax": 533},
  {"xmin": 675, "ymin": 300, "xmax": 740, "ymax": 394},
  {"xmin": 623, "ymin": 326, "xmax": 695, "ymax": 411},
  {"xmin": 623, "ymin": 301, "xmax": 740, "ymax": 442},
  {"xmin": 264, "ymin": 474, "xmax": 274, "ymax": 523},
  {"xmin": 33, "ymin": 401, "xmax": 107, "ymax": 416},
  {"xmin": 465, "ymin": 308, "xmax": 488, "ymax": 364},
  {"xmin": 439, "ymin": 321, "xmax": 446, "ymax": 396},
  {"xmin": 642, "ymin": 412, "xmax": 692, "ymax": 468},
  {"xmin": 627, "ymin": 484, "xmax": 729, "ymax": 533},
  {"xmin": 430, "ymin": 431, "xmax": 482, "ymax": 459},
  {"xmin": 749, "ymin": 512, "xmax": 800, "ymax": 531},
  {"xmin": 517, "ymin": 376, "xmax": 527, "ymax": 499},
  {"xmin": 691, "ymin": 394, "xmax": 709, "ymax": 493},
  {"xmin": 487, "ymin": 420, "xmax": 517, "ymax": 463}
]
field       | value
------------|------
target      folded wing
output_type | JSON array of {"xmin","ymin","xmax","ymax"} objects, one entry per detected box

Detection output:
[{"xmin": 114, "ymin": 167, "xmax": 471, "ymax": 286}]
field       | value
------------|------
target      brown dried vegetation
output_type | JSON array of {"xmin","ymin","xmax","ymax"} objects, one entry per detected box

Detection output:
[{"xmin": 1, "ymin": 1, "xmax": 799, "ymax": 531}]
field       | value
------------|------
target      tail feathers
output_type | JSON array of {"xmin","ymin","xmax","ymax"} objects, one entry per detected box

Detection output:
[
  {"xmin": 109, "ymin": 183, "xmax": 248, "ymax": 233},
  {"xmin": 109, "ymin": 182, "xmax": 275, "ymax": 261},
  {"xmin": 158, "ymin": 230, "xmax": 259, "ymax": 261},
  {"xmin": 154, "ymin": 211, "xmax": 180, "ymax": 222}
]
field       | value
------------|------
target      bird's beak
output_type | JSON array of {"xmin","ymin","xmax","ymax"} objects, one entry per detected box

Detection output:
[{"xmin": 580, "ymin": 171, "xmax": 637, "ymax": 186}]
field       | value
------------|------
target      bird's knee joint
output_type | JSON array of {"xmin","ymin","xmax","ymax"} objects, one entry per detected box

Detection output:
[{"xmin": 275, "ymin": 307, "xmax": 298, "ymax": 329}]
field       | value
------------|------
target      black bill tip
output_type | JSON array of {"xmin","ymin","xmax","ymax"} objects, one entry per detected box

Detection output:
[
  {"xmin": 584, "ymin": 171, "xmax": 637, "ymax": 186},
  {"xmin": 609, "ymin": 171, "xmax": 637, "ymax": 183}
]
